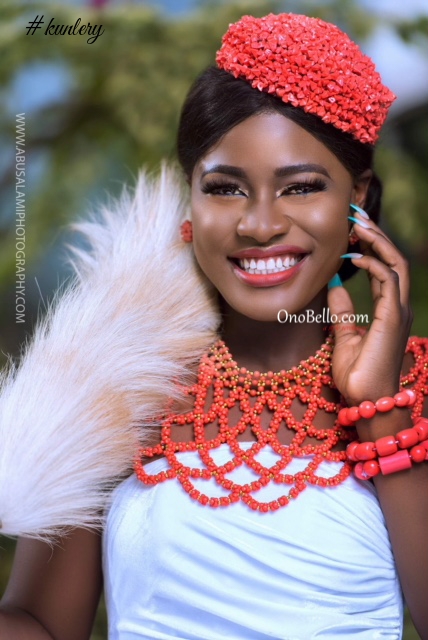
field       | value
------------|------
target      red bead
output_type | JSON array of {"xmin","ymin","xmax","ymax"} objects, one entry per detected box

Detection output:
[
  {"xmin": 358, "ymin": 400, "xmax": 376, "ymax": 419},
  {"xmin": 420, "ymin": 439, "xmax": 428, "ymax": 452},
  {"xmin": 338, "ymin": 407, "xmax": 355, "ymax": 427},
  {"xmin": 404, "ymin": 389, "xmax": 417, "ymax": 405},
  {"xmin": 375, "ymin": 396, "xmax": 395, "ymax": 412},
  {"xmin": 354, "ymin": 442, "xmax": 376, "ymax": 461},
  {"xmin": 375, "ymin": 435, "xmax": 398, "ymax": 457},
  {"xmin": 393, "ymin": 391, "xmax": 410, "ymax": 407},
  {"xmin": 363, "ymin": 460, "xmax": 380, "ymax": 478},
  {"xmin": 414, "ymin": 418, "xmax": 428, "ymax": 442},
  {"xmin": 346, "ymin": 441, "xmax": 360, "ymax": 462},
  {"xmin": 410, "ymin": 445, "xmax": 426, "ymax": 463},
  {"xmin": 396, "ymin": 428, "xmax": 419, "ymax": 449},
  {"xmin": 347, "ymin": 406, "xmax": 361, "ymax": 423},
  {"xmin": 354, "ymin": 462, "xmax": 370, "ymax": 480},
  {"xmin": 378, "ymin": 450, "xmax": 412, "ymax": 475}
]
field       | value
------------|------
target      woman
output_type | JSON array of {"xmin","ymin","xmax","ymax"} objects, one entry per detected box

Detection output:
[{"xmin": 1, "ymin": 12, "xmax": 427, "ymax": 640}]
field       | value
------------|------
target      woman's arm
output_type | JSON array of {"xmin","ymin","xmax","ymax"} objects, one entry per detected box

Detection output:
[
  {"xmin": 0, "ymin": 528, "xmax": 102, "ymax": 640},
  {"xmin": 328, "ymin": 209, "xmax": 428, "ymax": 638},
  {"xmin": 358, "ymin": 405, "xmax": 428, "ymax": 639}
]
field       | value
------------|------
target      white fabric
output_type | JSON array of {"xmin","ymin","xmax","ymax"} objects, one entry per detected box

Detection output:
[{"xmin": 103, "ymin": 443, "xmax": 403, "ymax": 639}]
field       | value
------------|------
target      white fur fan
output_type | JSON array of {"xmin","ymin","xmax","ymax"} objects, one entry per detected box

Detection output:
[{"xmin": 0, "ymin": 165, "xmax": 219, "ymax": 539}]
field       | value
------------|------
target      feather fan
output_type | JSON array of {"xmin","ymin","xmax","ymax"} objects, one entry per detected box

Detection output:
[{"xmin": 0, "ymin": 165, "xmax": 219, "ymax": 539}]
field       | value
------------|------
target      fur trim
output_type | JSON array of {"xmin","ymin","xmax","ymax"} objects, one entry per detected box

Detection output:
[{"xmin": 0, "ymin": 165, "xmax": 219, "ymax": 539}]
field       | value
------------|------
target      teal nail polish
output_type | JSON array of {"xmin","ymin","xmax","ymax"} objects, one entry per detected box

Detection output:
[
  {"xmin": 340, "ymin": 253, "xmax": 363, "ymax": 259},
  {"xmin": 328, "ymin": 274, "xmax": 342, "ymax": 289},
  {"xmin": 350, "ymin": 203, "xmax": 369, "ymax": 219},
  {"xmin": 348, "ymin": 215, "xmax": 370, "ymax": 229}
]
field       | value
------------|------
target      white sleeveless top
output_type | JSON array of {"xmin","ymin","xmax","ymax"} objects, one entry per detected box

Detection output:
[{"xmin": 103, "ymin": 443, "xmax": 403, "ymax": 639}]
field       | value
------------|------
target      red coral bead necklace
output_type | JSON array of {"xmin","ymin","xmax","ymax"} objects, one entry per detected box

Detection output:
[
  {"xmin": 135, "ymin": 333, "xmax": 427, "ymax": 512},
  {"xmin": 135, "ymin": 331, "xmax": 356, "ymax": 512}
]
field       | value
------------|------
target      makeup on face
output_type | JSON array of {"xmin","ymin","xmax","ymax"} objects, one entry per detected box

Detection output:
[{"xmin": 190, "ymin": 113, "xmax": 360, "ymax": 322}]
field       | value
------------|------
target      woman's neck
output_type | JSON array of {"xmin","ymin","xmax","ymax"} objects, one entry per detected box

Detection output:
[{"xmin": 220, "ymin": 289, "xmax": 330, "ymax": 373}]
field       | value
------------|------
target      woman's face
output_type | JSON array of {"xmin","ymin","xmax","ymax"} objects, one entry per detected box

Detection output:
[{"xmin": 190, "ymin": 113, "xmax": 369, "ymax": 321}]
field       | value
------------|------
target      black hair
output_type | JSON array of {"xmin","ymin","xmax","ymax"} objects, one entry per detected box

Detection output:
[{"xmin": 177, "ymin": 66, "xmax": 383, "ymax": 281}]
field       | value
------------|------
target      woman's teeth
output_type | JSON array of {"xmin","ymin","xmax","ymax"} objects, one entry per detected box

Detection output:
[{"xmin": 237, "ymin": 255, "xmax": 302, "ymax": 274}]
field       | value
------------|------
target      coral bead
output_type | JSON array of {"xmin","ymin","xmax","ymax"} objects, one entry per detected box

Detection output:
[
  {"xmin": 420, "ymin": 439, "xmax": 428, "ymax": 452},
  {"xmin": 375, "ymin": 435, "xmax": 398, "ymax": 457},
  {"xmin": 378, "ymin": 450, "xmax": 412, "ymax": 475},
  {"xmin": 363, "ymin": 460, "xmax": 380, "ymax": 478},
  {"xmin": 347, "ymin": 406, "xmax": 361, "ymax": 423},
  {"xmin": 375, "ymin": 396, "xmax": 395, "ymax": 412},
  {"xmin": 414, "ymin": 418, "xmax": 428, "ymax": 442},
  {"xmin": 394, "ymin": 391, "xmax": 410, "ymax": 407},
  {"xmin": 354, "ymin": 461, "xmax": 371, "ymax": 480},
  {"xmin": 338, "ymin": 407, "xmax": 354, "ymax": 426},
  {"xmin": 358, "ymin": 400, "xmax": 376, "ymax": 419},
  {"xmin": 346, "ymin": 441, "xmax": 360, "ymax": 462},
  {"xmin": 404, "ymin": 389, "xmax": 417, "ymax": 405},
  {"xmin": 354, "ymin": 442, "xmax": 376, "ymax": 461},
  {"xmin": 410, "ymin": 445, "xmax": 426, "ymax": 463},
  {"xmin": 396, "ymin": 428, "xmax": 419, "ymax": 449}
]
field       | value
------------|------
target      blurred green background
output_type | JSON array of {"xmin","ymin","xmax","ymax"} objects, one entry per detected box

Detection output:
[{"xmin": 0, "ymin": 0, "xmax": 427, "ymax": 637}]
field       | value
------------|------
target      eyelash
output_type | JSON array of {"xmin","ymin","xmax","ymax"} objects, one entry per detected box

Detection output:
[{"xmin": 201, "ymin": 178, "xmax": 327, "ymax": 196}]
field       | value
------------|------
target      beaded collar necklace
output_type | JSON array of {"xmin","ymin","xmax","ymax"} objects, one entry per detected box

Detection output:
[
  {"xmin": 135, "ymin": 334, "xmax": 427, "ymax": 512},
  {"xmin": 135, "ymin": 331, "xmax": 357, "ymax": 512}
]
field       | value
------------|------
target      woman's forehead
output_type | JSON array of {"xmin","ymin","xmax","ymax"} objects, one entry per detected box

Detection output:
[{"xmin": 195, "ymin": 113, "xmax": 346, "ymax": 178}]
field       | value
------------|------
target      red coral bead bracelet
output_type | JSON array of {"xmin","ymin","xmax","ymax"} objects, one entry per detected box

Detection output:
[
  {"xmin": 338, "ymin": 389, "xmax": 417, "ymax": 427},
  {"xmin": 346, "ymin": 417, "xmax": 428, "ymax": 480}
]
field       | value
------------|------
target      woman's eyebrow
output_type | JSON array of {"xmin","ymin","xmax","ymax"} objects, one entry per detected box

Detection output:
[
  {"xmin": 200, "ymin": 163, "xmax": 331, "ymax": 180},
  {"xmin": 200, "ymin": 164, "xmax": 246, "ymax": 179},
  {"xmin": 274, "ymin": 163, "xmax": 331, "ymax": 178}
]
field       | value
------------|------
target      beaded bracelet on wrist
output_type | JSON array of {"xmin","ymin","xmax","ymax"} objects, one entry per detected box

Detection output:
[{"xmin": 338, "ymin": 389, "xmax": 417, "ymax": 427}]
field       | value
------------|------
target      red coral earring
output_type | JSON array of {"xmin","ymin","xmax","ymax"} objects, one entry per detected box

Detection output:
[
  {"xmin": 348, "ymin": 229, "xmax": 359, "ymax": 245},
  {"xmin": 180, "ymin": 220, "xmax": 193, "ymax": 243}
]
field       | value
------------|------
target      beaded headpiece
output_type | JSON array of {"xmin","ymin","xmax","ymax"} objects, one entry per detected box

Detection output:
[{"xmin": 216, "ymin": 13, "xmax": 396, "ymax": 144}]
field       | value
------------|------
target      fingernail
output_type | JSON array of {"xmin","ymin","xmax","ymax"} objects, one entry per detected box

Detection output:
[
  {"xmin": 350, "ymin": 203, "xmax": 370, "ymax": 219},
  {"xmin": 348, "ymin": 215, "xmax": 370, "ymax": 229},
  {"xmin": 340, "ymin": 253, "xmax": 363, "ymax": 259},
  {"xmin": 328, "ymin": 274, "xmax": 343, "ymax": 289}
]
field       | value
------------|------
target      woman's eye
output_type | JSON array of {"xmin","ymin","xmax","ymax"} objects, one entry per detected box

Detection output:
[
  {"xmin": 280, "ymin": 180, "xmax": 326, "ymax": 196},
  {"xmin": 201, "ymin": 181, "xmax": 246, "ymax": 196}
]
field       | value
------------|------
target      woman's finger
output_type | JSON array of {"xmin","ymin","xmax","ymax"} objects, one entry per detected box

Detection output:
[
  {"xmin": 345, "ymin": 217, "xmax": 410, "ymax": 307},
  {"xmin": 327, "ymin": 285, "xmax": 360, "ymax": 343},
  {"xmin": 341, "ymin": 253, "xmax": 410, "ymax": 333}
]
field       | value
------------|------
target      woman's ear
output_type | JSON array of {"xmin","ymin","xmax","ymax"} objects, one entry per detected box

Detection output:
[{"xmin": 351, "ymin": 168, "xmax": 372, "ymax": 209}]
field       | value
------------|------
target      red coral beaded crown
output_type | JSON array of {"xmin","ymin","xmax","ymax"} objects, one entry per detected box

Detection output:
[{"xmin": 216, "ymin": 13, "xmax": 396, "ymax": 144}]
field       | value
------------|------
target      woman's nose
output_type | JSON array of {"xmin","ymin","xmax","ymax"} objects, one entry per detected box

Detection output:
[{"xmin": 236, "ymin": 200, "xmax": 291, "ymax": 243}]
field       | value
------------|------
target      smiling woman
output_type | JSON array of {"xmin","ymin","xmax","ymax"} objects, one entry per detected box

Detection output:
[{"xmin": 1, "ymin": 11, "xmax": 428, "ymax": 640}]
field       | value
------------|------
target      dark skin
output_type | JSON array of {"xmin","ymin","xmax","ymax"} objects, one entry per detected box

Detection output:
[
  {"xmin": 1, "ymin": 113, "xmax": 427, "ymax": 639},
  {"xmin": 0, "ymin": 529, "xmax": 102, "ymax": 639}
]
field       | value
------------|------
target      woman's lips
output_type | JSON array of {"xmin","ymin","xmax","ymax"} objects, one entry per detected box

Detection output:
[{"xmin": 231, "ymin": 254, "xmax": 307, "ymax": 288}]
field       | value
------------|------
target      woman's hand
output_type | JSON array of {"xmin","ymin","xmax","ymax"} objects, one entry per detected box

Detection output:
[{"xmin": 327, "ymin": 211, "xmax": 413, "ymax": 406}]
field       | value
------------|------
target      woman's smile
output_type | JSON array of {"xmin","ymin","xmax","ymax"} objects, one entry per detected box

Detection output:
[{"xmin": 229, "ymin": 246, "xmax": 309, "ymax": 288}]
